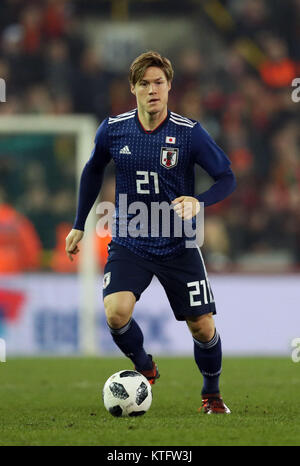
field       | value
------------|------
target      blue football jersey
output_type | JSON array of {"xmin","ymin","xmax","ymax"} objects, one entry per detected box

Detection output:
[{"xmin": 77, "ymin": 108, "xmax": 234, "ymax": 259}]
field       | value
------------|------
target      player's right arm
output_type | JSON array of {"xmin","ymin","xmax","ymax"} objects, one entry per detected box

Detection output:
[
  {"xmin": 65, "ymin": 228, "xmax": 84, "ymax": 261},
  {"xmin": 65, "ymin": 119, "xmax": 111, "ymax": 261}
]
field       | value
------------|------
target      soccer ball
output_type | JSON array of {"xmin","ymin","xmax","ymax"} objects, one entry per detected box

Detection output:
[{"xmin": 102, "ymin": 370, "xmax": 152, "ymax": 417}]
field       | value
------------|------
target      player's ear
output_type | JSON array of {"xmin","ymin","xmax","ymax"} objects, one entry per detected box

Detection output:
[
  {"xmin": 168, "ymin": 81, "xmax": 172, "ymax": 92},
  {"xmin": 130, "ymin": 84, "xmax": 136, "ymax": 96}
]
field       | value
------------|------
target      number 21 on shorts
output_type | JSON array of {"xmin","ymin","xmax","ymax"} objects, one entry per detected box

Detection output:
[{"xmin": 187, "ymin": 280, "xmax": 213, "ymax": 306}]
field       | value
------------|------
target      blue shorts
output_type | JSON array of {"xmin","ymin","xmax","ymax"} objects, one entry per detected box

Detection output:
[{"xmin": 102, "ymin": 241, "xmax": 216, "ymax": 321}]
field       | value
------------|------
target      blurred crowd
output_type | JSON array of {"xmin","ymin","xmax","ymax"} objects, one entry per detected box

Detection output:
[{"xmin": 0, "ymin": 0, "xmax": 299, "ymax": 273}]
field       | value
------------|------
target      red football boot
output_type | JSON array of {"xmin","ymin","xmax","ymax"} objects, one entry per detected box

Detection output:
[
  {"xmin": 198, "ymin": 394, "xmax": 231, "ymax": 414},
  {"xmin": 135, "ymin": 355, "xmax": 160, "ymax": 385}
]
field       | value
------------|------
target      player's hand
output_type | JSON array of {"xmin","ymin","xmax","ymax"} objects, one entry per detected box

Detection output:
[
  {"xmin": 65, "ymin": 229, "xmax": 84, "ymax": 261},
  {"xmin": 172, "ymin": 196, "xmax": 201, "ymax": 220}
]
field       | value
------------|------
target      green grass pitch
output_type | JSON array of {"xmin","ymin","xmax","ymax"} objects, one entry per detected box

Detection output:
[{"xmin": 0, "ymin": 356, "xmax": 299, "ymax": 446}]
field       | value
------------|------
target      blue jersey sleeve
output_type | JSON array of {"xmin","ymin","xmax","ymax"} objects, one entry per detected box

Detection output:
[
  {"xmin": 73, "ymin": 118, "xmax": 111, "ymax": 230},
  {"xmin": 191, "ymin": 123, "xmax": 236, "ymax": 206}
]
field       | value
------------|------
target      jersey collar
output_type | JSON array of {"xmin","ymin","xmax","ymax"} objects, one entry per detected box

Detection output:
[{"xmin": 135, "ymin": 109, "xmax": 170, "ymax": 135}]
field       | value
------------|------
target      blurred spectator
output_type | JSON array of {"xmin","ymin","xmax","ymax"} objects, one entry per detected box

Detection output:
[
  {"xmin": 21, "ymin": 4, "xmax": 43, "ymax": 54},
  {"xmin": 0, "ymin": 187, "xmax": 41, "ymax": 273},
  {"xmin": 43, "ymin": 0, "xmax": 68, "ymax": 39},
  {"xmin": 259, "ymin": 34, "xmax": 297, "ymax": 88},
  {"xmin": 24, "ymin": 84, "xmax": 54, "ymax": 113},
  {"xmin": 51, "ymin": 188, "xmax": 76, "ymax": 226},
  {"xmin": 21, "ymin": 184, "xmax": 56, "ymax": 250},
  {"xmin": 51, "ymin": 222, "xmax": 78, "ymax": 272},
  {"xmin": 203, "ymin": 216, "xmax": 231, "ymax": 272},
  {"xmin": 71, "ymin": 47, "xmax": 111, "ymax": 120},
  {"xmin": 63, "ymin": 15, "xmax": 86, "ymax": 66},
  {"xmin": 232, "ymin": 0, "xmax": 271, "ymax": 39},
  {"xmin": 52, "ymin": 94, "xmax": 73, "ymax": 114},
  {"xmin": 46, "ymin": 39, "xmax": 73, "ymax": 98}
]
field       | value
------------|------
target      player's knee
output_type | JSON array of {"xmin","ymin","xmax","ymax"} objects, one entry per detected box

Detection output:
[
  {"xmin": 105, "ymin": 305, "xmax": 132, "ymax": 329},
  {"xmin": 186, "ymin": 313, "xmax": 215, "ymax": 342},
  {"xmin": 104, "ymin": 292, "xmax": 135, "ymax": 329},
  {"xmin": 105, "ymin": 303, "xmax": 132, "ymax": 329}
]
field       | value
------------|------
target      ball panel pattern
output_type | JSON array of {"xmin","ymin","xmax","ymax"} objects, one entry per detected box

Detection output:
[
  {"xmin": 109, "ymin": 405, "xmax": 123, "ymax": 417},
  {"xmin": 136, "ymin": 382, "xmax": 148, "ymax": 406},
  {"xmin": 119, "ymin": 370, "xmax": 141, "ymax": 378},
  {"xmin": 109, "ymin": 382, "xmax": 129, "ymax": 400}
]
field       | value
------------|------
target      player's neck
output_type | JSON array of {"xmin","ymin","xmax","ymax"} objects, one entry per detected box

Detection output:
[{"xmin": 137, "ymin": 107, "xmax": 168, "ymax": 131}]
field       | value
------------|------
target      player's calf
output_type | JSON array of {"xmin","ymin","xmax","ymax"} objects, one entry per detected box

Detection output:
[
  {"xmin": 186, "ymin": 314, "xmax": 223, "ymax": 400},
  {"xmin": 104, "ymin": 293, "xmax": 153, "ymax": 375},
  {"xmin": 186, "ymin": 313, "xmax": 215, "ymax": 342}
]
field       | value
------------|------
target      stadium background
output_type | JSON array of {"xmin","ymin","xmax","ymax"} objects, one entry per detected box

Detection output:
[{"xmin": 0, "ymin": 0, "xmax": 299, "ymax": 357}]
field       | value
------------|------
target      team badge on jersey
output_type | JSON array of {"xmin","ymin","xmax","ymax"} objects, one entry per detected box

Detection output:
[
  {"xmin": 103, "ymin": 272, "xmax": 111, "ymax": 289},
  {"xmin": 160, "ymin": 147, "xmax": 178, "ymax": 169}
]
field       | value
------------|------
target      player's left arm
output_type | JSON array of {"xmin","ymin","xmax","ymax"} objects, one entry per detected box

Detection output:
[
  {"xmin": 172, "ymin": 123, "xmax": 236, "ymax": 220},
  {"xmin": 190, "ymin": 122, "xmax": 236, "ymax": 207}
]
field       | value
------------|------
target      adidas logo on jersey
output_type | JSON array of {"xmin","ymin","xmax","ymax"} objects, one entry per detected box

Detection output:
[{"xmin": 120, "ymin": 145, "xmax": 131, "ymax": 154}]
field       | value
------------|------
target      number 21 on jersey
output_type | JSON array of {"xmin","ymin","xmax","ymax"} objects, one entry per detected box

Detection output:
[{"xmin": 136, "ymin": 171, "xmax": 160, "ymax": 194}]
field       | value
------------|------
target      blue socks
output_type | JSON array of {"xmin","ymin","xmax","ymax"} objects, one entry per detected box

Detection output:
[
  {"xmin": 108, "ymin": 317, "xmax": 222, "ymax": 395},
  {"xmin": 108, "ymin": 318, "xmax": 153, "ymax": 371},
  {"xmin": 193, "ymin": 330, "xmax": 222, "ymax": 395}
]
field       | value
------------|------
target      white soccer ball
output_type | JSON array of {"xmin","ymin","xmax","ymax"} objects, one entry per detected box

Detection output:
[{"xmin": 102, "ymin": 370, "xmax": 152, "ymax": 417}]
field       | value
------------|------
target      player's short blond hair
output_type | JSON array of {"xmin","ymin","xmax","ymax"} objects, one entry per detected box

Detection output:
[{"xmin": 129, "ymin": 51, "xmax": 174, "ymax": 86}]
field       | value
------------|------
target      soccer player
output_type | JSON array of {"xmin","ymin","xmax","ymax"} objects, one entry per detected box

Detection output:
[{"xmin": 66, "ymin": 51, "xmax": 236, "ymax": 414}]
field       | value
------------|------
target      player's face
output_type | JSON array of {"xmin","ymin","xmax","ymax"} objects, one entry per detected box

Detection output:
[{"xmin": 131, "ymin": 66, "xmax": 171, "ymax": 115}]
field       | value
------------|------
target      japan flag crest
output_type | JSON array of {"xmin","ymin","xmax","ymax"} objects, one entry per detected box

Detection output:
[
  {"xmin": 160, "ymin": 147, "xmax": 179, "ymax": 169},
  {"xmin": 166, "ymin": 136, "xmax": 176, "ymax": 144}
]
